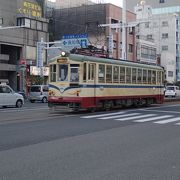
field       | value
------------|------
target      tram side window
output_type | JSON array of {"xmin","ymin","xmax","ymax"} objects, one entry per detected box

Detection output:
[
  {"xmin": 143, "ymin": 69, "xmax": 147, "ymax": 84},
  {"xmin": 50, "ymin": 64, "xmax": 56, "ymax": 82},
  {"xmin": 148, "ymin": 70, "xmax": 152, "ymax": 84},
  {"xmin": 152, "ymin": 70, "xmax": 156, "ymax": 84},
  {"xmin": 98, "ymin": 64, "xmax": 105, "ymax": 83},
  {"xmin": 120, "ymin": 66, "xmax": 125, "ymax": 83},
  {"xmin": 137, "ymin": 69, "xmax": 142, "ymax": 83},
  {"xmin": 70, "ymin": 64, "xmax": 79, "ymax": 82},
  {"xmin": 113, "ymin": 66, "xmax": 119, "ymax": 83},
  {"xmin": 157, "ymin": 71, "xmax": 161, "ymax": 84},
  {"xmin": 106, "ymin": 65, "xmax": 112, "ymax": 83},
  {"xmin": 88, "ymin": 64, "xmax": 95, "ymax": 81},
  {"xmin": 83, "ymin": 63, "xmax": 87, "ymax": 82},
  {"xmin": 58, "ymin": 65, "xmax": 68, "ymax": 81},
  {"xmin": 132, "ymin": 68, "xmax": 137, "ymax": 84},
  {"xmin": 126, "ymin": 67, "xmax": 132, "ymax": 84}
]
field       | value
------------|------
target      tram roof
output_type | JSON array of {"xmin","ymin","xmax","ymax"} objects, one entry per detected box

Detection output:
[{"xmin": 49, "ymin": 53, "xmax": 163, "ymax": 70}]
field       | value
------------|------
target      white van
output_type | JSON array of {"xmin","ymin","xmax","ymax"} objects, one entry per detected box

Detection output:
[
  {"xmin": 0, "ymin": 84, "xmax": 24, "ymax": 108},
  {"xmin": 29, "ymin": 85, "xmax": 48, "ymax": 103},
  {"xmin": 165, "ymin": 86, "xmax": 180, "ymax": 97}
]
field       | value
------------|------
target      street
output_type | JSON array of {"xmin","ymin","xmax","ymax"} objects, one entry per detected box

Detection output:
[{"xmin": 0, "ymin": 101, "xmax": 180, "ymax": 180}]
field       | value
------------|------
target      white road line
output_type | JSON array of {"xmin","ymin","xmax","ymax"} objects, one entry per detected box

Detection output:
[
  {"xmin": 135, "ymin": 115, "xmax": 173, "ymax": 123},
  {"xmin": 154, "ymin": 117, "xmax": 180, "ymax": 124},
  {"xmin": 81, "ymin": 111, "xmax": 126, "ymax": 119},
  {"xmin": 98, "ymin": 113, "xmax": 140, "ymax": 120},
  {"xmin": 139, "ymin": 109, "xmax": 180, "ymax": 114},
  {"xmin": 175, "ymin": 122, "xmax": 180, "ymax": 125},
  {"xmin": 115, "ymin": 114, "xmax": 156, "ymax": 121}
]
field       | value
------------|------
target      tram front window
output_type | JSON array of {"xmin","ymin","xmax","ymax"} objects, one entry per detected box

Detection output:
[
  {"xmin": 70, "ymin": 68, "xmax": 79, "ymax": 82},
  {"xmin": 58, "ymin": 65, "xmax": 68, "ymax": 81}
]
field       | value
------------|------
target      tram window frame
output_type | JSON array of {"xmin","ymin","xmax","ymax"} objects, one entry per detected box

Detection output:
[
  {"xmin": 143, "ymin": 69, "xmax": 147, "ymax": 84},
  {"xmin": 137, "ymin": 68, "xmax": 142, "ymax": 83},
  {"xmin": 83, "ymin": 63, "xmax": 87, "ymax": 82},
  {"xmin": 98, "ymin": 64, "xmax": 105, "ymax": 83},
  {"xmin": 50, "ymin": 64, "xmax": 56, "ymax": 82},
  {"xmin": 152, "ymin": 70, "xmax": 156, "ymax": 84},
  {"xmin": 132, "ymin": 68, "xmax": 137, "ymax": 84},
  {"xmin": 113, "ymin": 66, "xmax": 119, "ymax": 83},
  {"xmin": 120, "ymin": 66, "xmax": 125, "ymax": 83},
  {"xmin": 148, "ymin": 70, "xmax": 152, "ymax": 84},
  {"xmin": 88, "ymin": 63, "xmax": 95, "ymax": 81},
  {"xmin": 126, "ymin": 67, "xmax": 132, "ymax": 84},
  {"xmin": 157, "ymin": 71, "xmax": 161, "ymax": 84},
  {"xmin": 58, "ymin": 64, "xmax": 68, "ymax": 82},
  {"xmin": 106, "ymin": 65, "xmax": 112, "ymax": 83},
  {"xmin": 70, "ymin": 64, "xmax": 79, "ymax": 83}
]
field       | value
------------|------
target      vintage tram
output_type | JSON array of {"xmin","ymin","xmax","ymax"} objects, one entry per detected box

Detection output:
[{"xmin": 48, "ymin": 52, "xmax": 164, "ymax": 111}]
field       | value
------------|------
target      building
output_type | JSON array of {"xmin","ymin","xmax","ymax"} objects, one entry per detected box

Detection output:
[
  {"xmin": 135, "ymin": 1, "xmax": 180, "ymax": 83},
  {"xmin": 0, "ymin": 0, "xmax": 49, "ymax": 92},
  {"xmin": 126, "ymin": 0, "xmax": 180, "ymax": 12},
  {"xmin": 52, "ymin": 3, "xmax": 136, "ymax": 60}
]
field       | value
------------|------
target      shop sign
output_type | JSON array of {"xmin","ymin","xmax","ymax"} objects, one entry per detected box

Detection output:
[{"xmin": 17, "ymin": 1, "xmax": 42, "ymax": 18}]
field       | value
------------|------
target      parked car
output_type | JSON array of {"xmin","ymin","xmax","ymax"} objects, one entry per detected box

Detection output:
[
  {"xmin": 165, "ymin": 86, "xmax": 180, "ymax": 97},
  {"xmin": 29, "ymin": 85, "xmax": 48, "ymax": 103},
  {"xmin": 0, "ymin": 84, "xmax": 24, "ymax": 108}
]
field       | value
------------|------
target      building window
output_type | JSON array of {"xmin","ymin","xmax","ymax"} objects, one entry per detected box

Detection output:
[
  {"xmin": 159, "ymin": 0, "xmax": 165, "ymax": 3},
  {"xmin": 37, "ymin": 21, "xmax": 42, "ymax": 31},
  {"xmin": 162, "ymin": 33, "xmax": 168, "ymax": 39},
  {"xmin": 147, "ymin": 34, "xmax": 153, "ymax": 40},
  {"xmin": 128, "ymin": 44, "xmax": 133, "ymax": 53},
  {"xmin": 162, "ymin": 21, "xmax": 168, "ymax": 27},
  {"xmin": 168, "ymin": 71, "xmax": 173, "ymax": 77},
  {"xmin": 25, "ymin": 19, "xmax": 31, "ymax": 28},
  {"xmin": 162, "ymin": 45, "xmax": 168, "ymax": 51},
  {"xmin": 145, "ymin": 22, "xmax": 150, "ymax": 28},
  {"xmin": 31, "ymin": 20, "xmax": 36, "ymax": 29},
  {"xmin": 43, "ymin": 23, "xmax": 48, "ymax": 32}
]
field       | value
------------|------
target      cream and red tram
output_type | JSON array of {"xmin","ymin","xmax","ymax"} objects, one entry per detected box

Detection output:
[{"xmin": 48, "ymin": 52, "xmax": 164, "ymax": 111}]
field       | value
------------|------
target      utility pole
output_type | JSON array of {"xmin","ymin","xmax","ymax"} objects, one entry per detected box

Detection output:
[{"xmin": 121, "ymin": 0, "xmax": 126, "ymax": 59}]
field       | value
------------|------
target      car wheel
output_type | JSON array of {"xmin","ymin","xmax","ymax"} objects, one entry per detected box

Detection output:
[
  {"xmin": 16, "ymin": 100, "xmax": 23, "ymax": 108},
  {"xmin": 42, "ymin": 97, "xmax": 47, "ymax": 103}
]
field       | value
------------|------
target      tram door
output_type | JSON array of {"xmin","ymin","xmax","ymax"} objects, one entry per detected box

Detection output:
[{"xmin": 88, "ymin": 63, "xmax": 96, "ymax": 106}]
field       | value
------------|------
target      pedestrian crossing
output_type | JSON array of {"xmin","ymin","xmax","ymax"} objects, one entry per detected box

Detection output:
[{"xmin": 81, "ymin": 111, "xmax": 180, "ymax": 126}]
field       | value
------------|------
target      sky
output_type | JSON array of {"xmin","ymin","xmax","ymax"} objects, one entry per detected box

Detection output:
[
  {"xmin": 104, "ymin": 0, "xmax": 123, "ymax": 7},
  {"xmin": 48, "ymin": 0, "xmax": 123, "ymax": 8}
]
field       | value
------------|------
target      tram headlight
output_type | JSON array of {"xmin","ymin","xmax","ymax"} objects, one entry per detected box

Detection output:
[{"xmin": 61, "ymin": 51, "xmax": 66, "ymax": 56}]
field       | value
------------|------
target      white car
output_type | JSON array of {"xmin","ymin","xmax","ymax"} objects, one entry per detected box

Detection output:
[
  {"xmin": 0, "ymin": 84, "xmax": 24, "ymax": 108},
  {"xmin": 165, "ymin": 86, "xmax": 180, "ymax": 97}
]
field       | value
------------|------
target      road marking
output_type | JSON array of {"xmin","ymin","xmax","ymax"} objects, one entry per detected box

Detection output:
[
  {"xmin": 154, "ymin": 117, "xmax": 180, "ymax": 124},
  {"xmin": 139, "ymin": 109, "xmax": 180, "ymax": 114},
  {"xmin": 115, "ymin": 114, "xmax": 156, "ymax": 121},
  {"xmin": 81, "ymin": 111, "xmax": 126, "ymax": 118},
  {"xmin": 98, "ymin": 113, "xmax": 140, "ymax": 120},
  {"xmin": 135, "ymin": 115, "xmax": 173, "ymax": 122}
]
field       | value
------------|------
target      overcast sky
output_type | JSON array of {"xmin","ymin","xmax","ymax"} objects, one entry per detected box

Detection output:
[{"xmin": 104, "ymin": 0, "xmax": 122, "ymax": 7}]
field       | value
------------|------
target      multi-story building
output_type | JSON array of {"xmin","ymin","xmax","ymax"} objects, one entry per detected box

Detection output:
[
  {"xmin": 135, "ymin": 1, "xmax": 180, "ymax": 83},
  {"xmin": 52, "ymin": 3, "xmax": 136, "ymax": 60},
  {"xmin": 126, "ymin": 0, "xmax": 180, "ymax": 12},
  {"xmin": 0, "ymin": 0, "xmax": 49, "ymax": 92}
]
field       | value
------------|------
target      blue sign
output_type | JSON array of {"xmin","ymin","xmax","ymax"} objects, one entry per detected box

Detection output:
[
  {"xmin": 62, "ymin": 34, "xmax": 88, "ymax": 39},
  {"xmin": 61, "ymin": 34, "xmax": 89, "ymax": 48}
]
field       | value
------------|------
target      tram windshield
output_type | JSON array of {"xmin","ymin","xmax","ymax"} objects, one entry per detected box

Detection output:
[{"xmin": 58, "ymin": 65, "xmax": 68, "ymax": 81}]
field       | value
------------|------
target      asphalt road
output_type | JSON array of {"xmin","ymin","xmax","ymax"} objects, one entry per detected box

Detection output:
[{"xmin": 0, "ymin": 101, "xmax": 180, "ymax": 180}]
